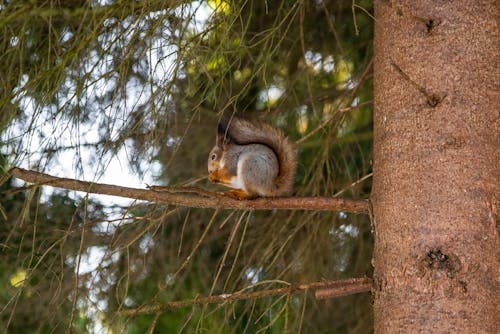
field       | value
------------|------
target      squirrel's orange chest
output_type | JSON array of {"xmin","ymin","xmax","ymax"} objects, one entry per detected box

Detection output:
[
  {"xmin": 209, "ymin": 168, "xmax": 235, "ymax": 185},
  {"xmin": 209, "ymin": 161, "xmax": 246, "ymax": 192}
]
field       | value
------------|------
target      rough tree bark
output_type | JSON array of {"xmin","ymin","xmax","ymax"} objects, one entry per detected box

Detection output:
[{"xmin": 372, "ymin": 1, "xmax": 498, "ymax": 333}]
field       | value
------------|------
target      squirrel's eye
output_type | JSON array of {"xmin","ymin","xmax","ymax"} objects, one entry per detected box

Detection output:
[{"xmin": 211, "ymin": 154, "xmax": 216, "ymax": 160}]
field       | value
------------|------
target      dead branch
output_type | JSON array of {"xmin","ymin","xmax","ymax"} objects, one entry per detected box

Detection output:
[
  {"xmin": 315, "ymin": 280, "xmax": 373, "ymax": 300},
  {"xmin": 8, "ymin": 167, "xmax": 369, "ymax": 213},
  {"xmin": 117, "ymin": 277, "xmax": 372, "ymax": 315}
]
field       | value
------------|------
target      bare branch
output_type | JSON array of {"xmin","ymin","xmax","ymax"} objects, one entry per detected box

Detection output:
[
  {"xmin": 117, "ymin": 277, "xmax": 372, "ymax": 315},
  {"xmin": 315, "ymin": 279, "xmax": 373, "ymax": 300},
  {"xmin": 8, "ymin": 168, "xmax": 369, "ymax": 213}
]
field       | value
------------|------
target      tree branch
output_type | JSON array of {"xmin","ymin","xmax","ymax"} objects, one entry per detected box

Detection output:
[
  {"xmin": 117, "ymin": 277, "xmax": 372, "ymax": 315},
  {"xmin": 8, "ymin": 168, "xmax": 369, "ymax": 213}
]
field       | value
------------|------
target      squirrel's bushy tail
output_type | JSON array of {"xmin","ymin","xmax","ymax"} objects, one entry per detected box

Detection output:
[{"xmin": 220, "ymin": 116, "xmax": 298, "ymax": 196}]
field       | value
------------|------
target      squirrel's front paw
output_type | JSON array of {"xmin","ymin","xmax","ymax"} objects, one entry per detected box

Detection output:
[{"xmin": 225, "ymin": 189, "xmax": 255, "ymax": 200}]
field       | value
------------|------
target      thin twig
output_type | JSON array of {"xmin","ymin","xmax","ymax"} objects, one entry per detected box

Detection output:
[
  {"xmin": 296, "ymin": 100, "xmax": 372, "ymax": 145},
  {"xmin": 8, "ymin": 167, "xmax": 370, "ymax": 213},
  {"xmin": 348, "ymin": 57, "xmax": 373, "ymax": 101},
  {"xmin": 352, "ymin": 0, "xmax": 359, "ymax": 36},
  {"xmin": 333, "ymin": 172, "xmax": 373, "ymax": 197},
  {"xmin": 322, "ymin": 1, "xmax": 344, "ymax": 54},
  {"xmin": 296, "ymin": 57, "xmax": 373, "ymax": 145},
  {"xmin": 390, "ymin": 61, "xmax": 447, "ymax": 107}
]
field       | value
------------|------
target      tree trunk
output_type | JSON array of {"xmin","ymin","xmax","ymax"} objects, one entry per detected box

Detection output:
[{"xmin": 371, "ymin": 1, "xmax": 499, "ymax": 333}]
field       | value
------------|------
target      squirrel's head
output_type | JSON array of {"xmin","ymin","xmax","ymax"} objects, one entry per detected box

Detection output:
[{"xmin": 207, "ymin": 145, "xmax": 223, "ymax": 183}]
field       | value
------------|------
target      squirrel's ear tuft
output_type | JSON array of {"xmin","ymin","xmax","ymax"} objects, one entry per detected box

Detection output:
[
  {"xmin": 217, "ymin": 120, "xmax": 228, "ymax": 136},
  {"xmin": 216, "ymin": 118, "xmax": 232, "ymax": 147}
]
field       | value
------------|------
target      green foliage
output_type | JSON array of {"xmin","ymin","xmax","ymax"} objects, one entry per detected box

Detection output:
[
  {"xmin": 0, "ymin": 165, "xmax": 107, "ymax": 333},
  {"xmin": 1, "ymin": 0, "xmax": 374, "ymax": 332}
]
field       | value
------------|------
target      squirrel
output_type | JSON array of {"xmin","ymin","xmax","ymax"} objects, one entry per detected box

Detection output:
[{"xmin": 208, "ymin": 116, "xmax": 298, "ymax": 199}]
